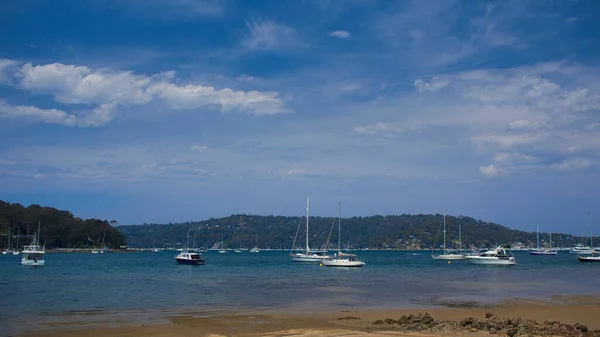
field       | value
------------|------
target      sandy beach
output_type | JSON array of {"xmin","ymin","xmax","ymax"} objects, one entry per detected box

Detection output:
[{"xmin": 17, "ymin": 295, "xmax": 600, "ymax": 337}]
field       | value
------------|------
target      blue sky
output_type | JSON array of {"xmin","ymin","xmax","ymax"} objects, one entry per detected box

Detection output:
[{"xmin": 1, "ymin": 0, "xmax": 599, "ymax": 234}]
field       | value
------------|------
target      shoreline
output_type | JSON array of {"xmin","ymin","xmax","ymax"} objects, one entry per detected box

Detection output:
[{"xmin": 16, "ymin": 295, "xmax": 600, "ymax": 337}]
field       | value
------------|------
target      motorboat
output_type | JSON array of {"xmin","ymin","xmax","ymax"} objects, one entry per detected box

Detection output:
[
  {"xmin": 570, "ymin": 244, "xmax": 593, "ymax": 255},
  {"xmin": 175, "ymin": 230, "xmax": 206, "ymax": 265},
  {"xmin": 21, "ymin": 223, "xmax": 45, "ymax": 267},
  {"xmin": 466, "ymin": 245, "xmax": 516, "ymax": 265}
]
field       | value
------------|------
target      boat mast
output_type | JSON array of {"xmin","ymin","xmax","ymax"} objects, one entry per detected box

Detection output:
[
  {"xmin": 458, "ymin": 223, "xmax": 462, "ymax": 254},
  {"xmin": 536, "ymin": 224, "xmax": 540, "ymax": 250},
  {"xmin": 338, "ymin": 202, "xmax": 341, "ymax": 254},
  {"xmin": 442, "ymin": 215, "xmax": 446, "ymax": 254},
  {"xmin": 590, "ymin": 213, "xmax": 593, "ymax": 249},
  {"xmin": 305, "ymin": 197, "xmax": 310, "ymax": 254}
]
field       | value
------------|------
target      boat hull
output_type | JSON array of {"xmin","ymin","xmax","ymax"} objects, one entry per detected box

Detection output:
[
  {"xmin": 432, "ymin": 254, "xmax": 467, "ymax": 260},
  {"xmin": 577, "ymin": 256, "xmax": 600, "ymax": 263},
  {"xmin": 21, "ymin": 258, "xmax": 45, "ymax": 266},
  {"xmin": 322, "ymin": 259, "xmax": 365, "ymax": 267},
  {"xmin": 467, "ymin": 257, "xmax": 516, "ymax": 265},
  {"xmin": 175, "ymin": 257, "xmax": 205, "ymax": 265},
  {"xmin": 290, "ymin": 254, "xmax": 333, "ymax": 262},
  {"xmin": 529, "ymin": 250, "xmax": 558, "ymax": 256}
]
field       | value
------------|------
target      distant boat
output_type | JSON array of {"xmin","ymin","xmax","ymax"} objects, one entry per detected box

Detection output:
[
  {"xmin": 578, "ymin": 213, "xmax": 600, "ymax": 263},
  {"xmin": 290, "ymin": 197, "xmax": 334, "ymax": 262},
  {"xmin": 175, "ymin": 230, "xmax": 205, "ymax": 265},
  {"xmin": 431, "ymin": 215, "xmax": 466, "ymax": 260},
  {"xmin": 21, "ymin": 223, "xmax": 45, "ymax": 267},
  {"xmin": 322, "ymin": 203, "xmax": 365, "ymax": 267},
  {"xmin": 91, "ymin": 249, "xmax": 100, "ymax": 254},
  {"xmin": 466, "ymin": 245, "xmax": 516, "ymax": 265},
  {"xmin": 3, "ymin": 227, "xmax": 14, "ymax": 255},
  {"xmin": 529, "ymin": 225, "xmax": 558, "ymax": 256},
  {"xmin": 218, "ymin": 237, "xmax": 227, "ymax": 254},
  {"xmin": 250, "ymin": 231, "xmax": 260, "ymax": 253},
  {"xmin": 234, "ymin": 236, "xmax": 242, "ymax": 253}
]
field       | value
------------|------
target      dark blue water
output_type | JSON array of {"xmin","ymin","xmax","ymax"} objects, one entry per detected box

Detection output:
[{"xmin": 1, "ymin": 250, "xmax": 599, "ymax": 335}]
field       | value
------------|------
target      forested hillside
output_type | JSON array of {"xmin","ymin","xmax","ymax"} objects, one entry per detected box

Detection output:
[
  {"xmin": 0, "ymin": 201, "xmax": 125, "ymax": 249},
  {"xmin": 121, "ymin": 214, "xmax": 582, "ymax": 250}
]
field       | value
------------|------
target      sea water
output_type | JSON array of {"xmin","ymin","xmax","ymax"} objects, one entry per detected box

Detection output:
[{"xmin": 0, "ymin": 250, "xmax": 599, "ymax": 335}]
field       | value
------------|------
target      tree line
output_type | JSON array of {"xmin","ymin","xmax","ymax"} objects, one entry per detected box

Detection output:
[{"xmin": 0, "ymin": 201, "xmax": 126, "ymax": 249}]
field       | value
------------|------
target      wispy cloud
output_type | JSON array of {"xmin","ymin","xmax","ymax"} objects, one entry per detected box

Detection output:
[
  {"xmin": 480, "ymin": 164, "xmax": 505, "ymax": 177},
  {"xmin": 243, "ymin": 20, "xmax": 300, "ymax": 51},
  {"xmin": 0, "ymin": 59, "xmax": 289, "ymax": 126},
  {"xmin": 329, "ymin": 30, "xmax": 351, "ymax": 39}
]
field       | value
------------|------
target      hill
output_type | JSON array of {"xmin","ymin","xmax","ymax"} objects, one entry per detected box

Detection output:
[
  {"xmin": 120, "ymin": 214, "xmax": 582, "ymax": 250},
  {"xmin": 0, "ymin": 201, "xmax": 125, "ymax": 249}
]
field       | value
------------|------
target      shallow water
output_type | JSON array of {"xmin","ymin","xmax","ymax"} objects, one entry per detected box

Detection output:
[{"xmin": 1, "ymin": 250, "xmax": 599, "ymax": 335}]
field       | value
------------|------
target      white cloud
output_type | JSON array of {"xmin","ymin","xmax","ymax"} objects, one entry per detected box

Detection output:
[
  {"xmin": 493, "ymin": 152, "xmax": 536, "ymax": 164},
  {"xmin": 0, "ymin": 59, "xmax": 289, "ymax": 126},
  {"xmin": 479, "ymin": 164, "xmax": 505, "ymax": 177},
  {"xmin": 354, "ymin": 122, "xmax": 418, "ymax": 137},
  {"xmin": 190, "ymin": 144, "xmax": 208, "ymax": 152},
  {"xmin": 0, "ymin": 101, "xmax": 77, "ymax": 126},
  {"xmin": 413, "ymin": 77, "xmax": 450, "ymax": 92},
  {"xmin": 243, "ymin": 20, "xmax": 299, "ymax": 51},
  {"xmin": 287, "ymin": 168, "xmax": 306, "ymax": 175},
  {"xmin": 508, "ymin": 119, "xmax": 546, "ymax": 130},
  {"xmin": 0, "ymin": 59, "xmax": 19, "ymax": 82},
  {"xmin": 551, "ymin": 158, "xmax": 593, "ymax": 171},
  {"xmin": 329, "ymin": 30, "xmax": 351, "ymax": 39}
]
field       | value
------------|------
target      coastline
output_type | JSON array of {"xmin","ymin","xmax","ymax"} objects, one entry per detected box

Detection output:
[{"xmin": 16, "ymin": 295, "xmax": 600, "ymax": 337}]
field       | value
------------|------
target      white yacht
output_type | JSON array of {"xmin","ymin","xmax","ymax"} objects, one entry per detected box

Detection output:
[
  {"xmin": 432, "ymin": 215, "xmax": 466, "ymax": 260},
  {"xmin": 322, "ymin": 203, "xmax": 365, "ymax": 268},
  {"xmin": 466, "ymin": 245, "xmax": 516, "ymax": 265},
  {"xmin": 570, "ymin": 244, "xmax": 593, "ymax": 255},
  {"xmin": 21, "ymin": 223, "xmax": 45, "ymax": 267},
  {"xmin": 529, "ymin": 226, "xmax": 558, "ymax": 256},
  {"xmin": 290, "ymin": 197, "xmax": 334, "ymax": 262}
]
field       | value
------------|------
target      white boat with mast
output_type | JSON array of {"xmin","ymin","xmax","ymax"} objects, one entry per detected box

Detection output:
[
  {"xmin": 218, "ymin": 237, "xmax": 227, "ymax": 254},
  {"xmin": 466, "ymin": 245, "xmax": 516, "ymax": 265},
  {"xmin": 290, "ymin": 197, "xmax": 334, "ymax": 262},
  {"xmin": 249, "ymin": 231, "xmax": 260, "ymax": 253},
  {"xmin": 12, "ymin": 227, "xmax": 20, "ymax": 255},
  {"xmin": 175, "ymin": 230, "xmax": 206, "ymax": 265},
  {"xmin": 322, "ymin": 203, "xmax": 365, "ymax": 267},
  {"xmin": 2, "ymin": 226, "xmax": 13, "ymax": 255},
  {"xmin": 432, "ymin": 215, "xmax": 466, "ymax": 260},
  {"xmin": 529, "ymin": 225, "xmax": 558, "ymax": 255},
  {"xmin": 21, "ymin": 222, "xmax": 45, "ymax": 267},
  {"xmin": 577, "ymin": 213, "xmax": 600, "ymax": 263}
]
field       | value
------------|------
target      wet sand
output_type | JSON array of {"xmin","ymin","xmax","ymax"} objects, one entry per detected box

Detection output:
[{"xmin": 17, "ymin": 295, "xmax": 600, "ymax": 337}]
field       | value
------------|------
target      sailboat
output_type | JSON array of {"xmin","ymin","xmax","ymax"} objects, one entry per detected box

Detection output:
[
  {"xmin": 577, "ymin": 213, "xmax": 600, "ymax": 263},
  {"xmin": 12, "ymin": 227, "xmax": 20, "ymax": 255},
  {"xmin": 431, "ymin": 215, "xmax": 466, "ymax": 260},
  {"xmin": 175, "ymin": 230, "xmax": 205, "ymax": 265},
  {"xmin": 2, "ymin": 227, "xmax": 12, "ymax": 255},
  {"xmin": 218, "ymin": 237, "xmax": 227, "ymax": 254},
  {"xmin": 249, "ymin": 232, "xmax": 260, "ymax": 253},
  {"xmin": 322, "ymin": 203, "xmax": 365, "ymax": 267},
  {"xmin": 529, "ymin": 225, "xmax": 558, "ymax": 255},
  {"xmin": 21, "ymin": 222, "xmax": 45, "ymax": 266},
  {"xmin": 234, "ymin": 236, "xmax": 242, "ymax": 253},
  {"xmin": 290, "ymin": 197, "xmax": 334, "ymax": 262}
]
